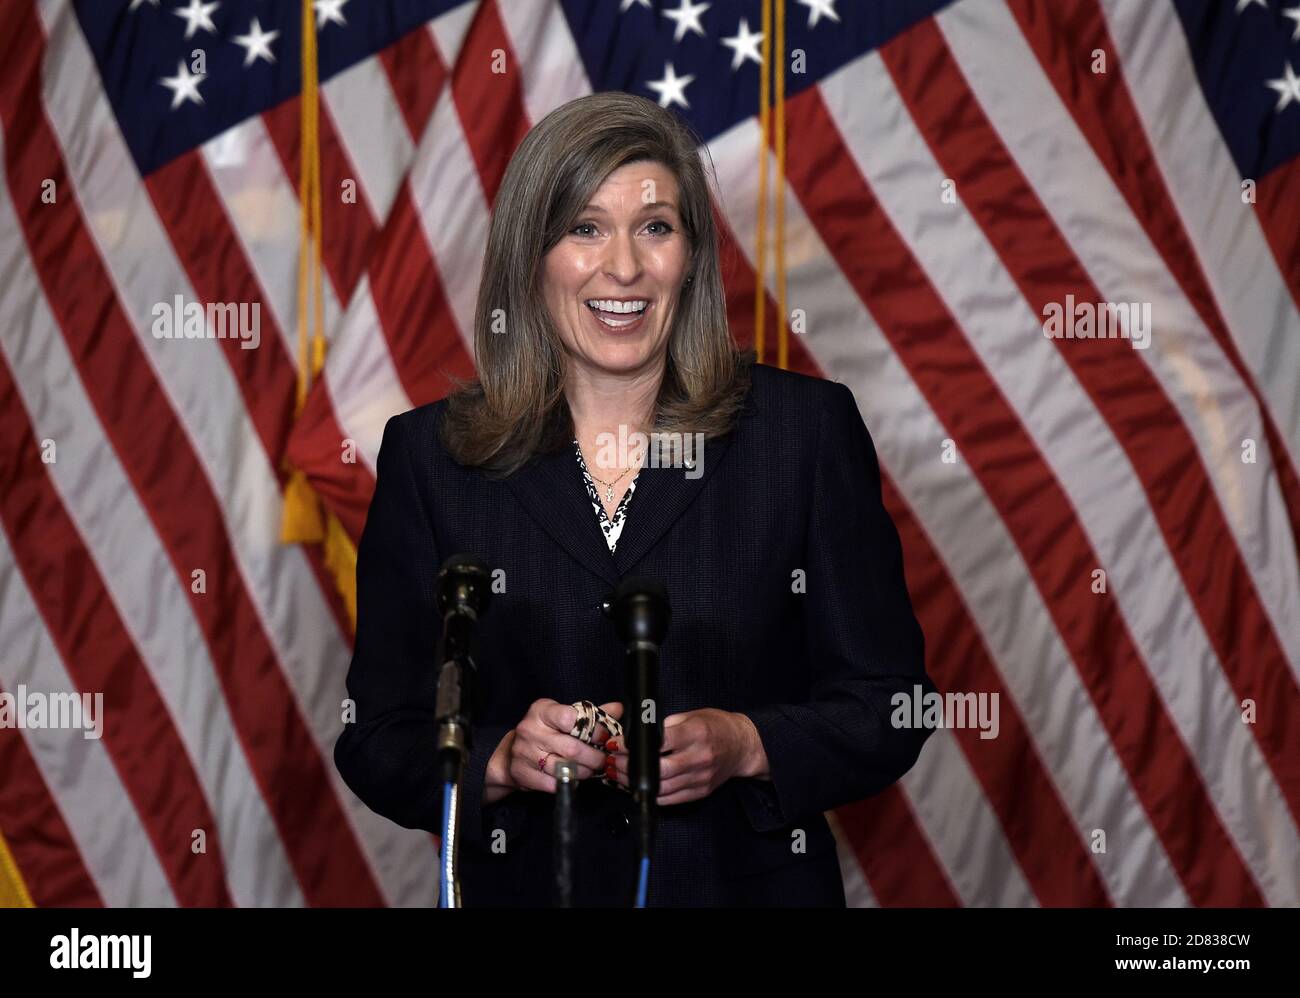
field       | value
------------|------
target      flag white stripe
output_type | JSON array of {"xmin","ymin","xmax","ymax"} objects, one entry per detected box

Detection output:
[
  {"xmin": 406, "ymin": 89, "xmax": 494, "ymax": 350},
  {"xmin": 903, "ymin": 731, "xmax": 1037, "ymax": 906},
  {"xmin": 327, "ymin": 275, "xmax": 413, "ymax": 474},
  {"xmin": 323, "ymin": 56, "xmax": 415, "ymax": 223},
  {"xmin": 426, "ymin": 3, "xmax": 479, "ymax": 80},
  {"xmin": 499, "ymin": 0, "xmax": 593, "ymax": 127},
  {"xmin": 937, "ymin": 0, "xmax": 1300, "ymax": 682},
  {"xmin": 709, "ymin": 118, "xmax": 1186, "ymax": 905},
  {"xmin": 829, "ymin": 52, "xmax": 1300, "ymax": 906},
  {"xmin": 201, "ymin": 116, "xmax": 343, "ymax": 357},
  {"xmin": 0, "ymin": 163, "xmax": 305, "ymax": 906},
  {"xmin": 1099, "ymin": 0, "xmax": 1300, "ymax": 463},
  {"xmin": 0, "ymin": 528, "xmax": 177, "ymax": 907}
]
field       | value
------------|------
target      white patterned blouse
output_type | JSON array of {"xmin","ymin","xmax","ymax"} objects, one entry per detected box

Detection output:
[{"xmin": 573, "ymin": 438, "xmax": 639, "ymax": 553}]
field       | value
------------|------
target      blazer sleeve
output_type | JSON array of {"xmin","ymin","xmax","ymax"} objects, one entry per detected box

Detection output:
[
  {"xmin": 333, "ymin": 412, "xmax": 520, "ymax": 849},
  {"xmin": 733, "ymin": 382, "xmax": 937, "ymax": 833}
]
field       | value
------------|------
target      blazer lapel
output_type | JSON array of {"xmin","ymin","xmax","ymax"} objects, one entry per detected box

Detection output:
[
  {"xmin": 504, "ymin": 388, "xmax": 755, "ymax": 585},
  {"xmin": 612, "ymin": 430, "xmax": 734, "ymax": 576},
  {"xmin": 505, "ymin": 441, "xmax": 622, "ymax": 587}
]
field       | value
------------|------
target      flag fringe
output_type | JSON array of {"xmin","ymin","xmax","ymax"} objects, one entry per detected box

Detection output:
[{"xmin": 0, "ymin": 829, "xmax": 35, "ymax": 908}]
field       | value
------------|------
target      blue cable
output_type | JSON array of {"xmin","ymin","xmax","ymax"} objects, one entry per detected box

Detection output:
[
  {"xmin": 439, "ymin": 780, "xmax": 454, "ymax": 908},
  {"xmin": 635, "ymin": 855, "xmax": 650, "ymax": 908}
]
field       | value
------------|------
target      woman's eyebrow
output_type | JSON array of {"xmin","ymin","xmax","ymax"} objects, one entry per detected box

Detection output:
[{"xmin": 581, "ymin": 201, "xmax": 680, "ymax": 214}]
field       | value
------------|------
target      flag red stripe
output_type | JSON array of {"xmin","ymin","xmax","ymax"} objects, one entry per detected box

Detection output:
[
  {"xmin": 1010, "ymin": 0, "xmax": 1300, "ymax": 566},
  {"xmin": 378, "ymin": 25, "xmax": 445, "ymax": 143},
  {"xmin": 451, "ymin": 0, "xmax": 534, "ymax": 208},
  {"xmin": 285, "ymin": 380, "xmax": 377, "ymax": 541},
  {"xmin": 0, "ymin": 684, "xmax": 105, "ymax": 907},
  {"xmin": 788, "ymin": 81, "xmax": 1263, "ymax": 905},
  {"xmin": 0, "ymin": 354, "xmax": 235, "ymax": 906},
  {"xmin": 837, "ymin": 788, "xmax": 962, "ymax": 906},
  {"xmin": 0, "ymin": 0, "xmax": 384, "ymax": 906},
  {"xmin": 1255, "ymin": 158, "xmax": 1300, "ymax": 315},
  {"xmin": 367, "ymin": 182, "xmax": 476, "ymax": 406},
  {"xmin": 885, "ymin": 19, "xmax": 1300, "ymax": 835}
]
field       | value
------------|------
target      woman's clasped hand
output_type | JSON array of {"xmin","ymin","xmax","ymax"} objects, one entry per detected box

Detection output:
[{"xmin": 483, "ymin": 699, "xmax": 764, "ymax": 807}]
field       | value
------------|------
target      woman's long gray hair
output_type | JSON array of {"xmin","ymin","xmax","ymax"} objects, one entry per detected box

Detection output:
[{"xmin": 440, "ymin": 90, "xmax": 753, "ymax": 477}]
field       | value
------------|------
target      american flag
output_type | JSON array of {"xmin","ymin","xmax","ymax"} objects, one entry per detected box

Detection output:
[{"xmin": 0, "ymin": 0, "xmax": 1297, "ymax": 908}]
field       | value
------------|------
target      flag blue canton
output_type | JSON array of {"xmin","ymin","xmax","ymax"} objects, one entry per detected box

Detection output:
[
  {"xmin": 73, "ymin": 0, "xmax": 461, "ymax": 176},
  {"xmin": 559, "ymin": 0, "xmax": 956, "ymax": 143},
  {"xmin": 73, "ymin": 0, "xmax": 962, "ymax": 178},
  {"xmin": 1173, "ymin": 0, "xmax": 1300, "ymax": 179}
]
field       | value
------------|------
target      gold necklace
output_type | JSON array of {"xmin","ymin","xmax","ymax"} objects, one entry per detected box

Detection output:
[
  {"xmin": 588, "ymin": 464, "xmax": 634, "ymax": 503},
  {"xmin": 580, "ymin": 443, "xmax": 637, "ymax": 503}
]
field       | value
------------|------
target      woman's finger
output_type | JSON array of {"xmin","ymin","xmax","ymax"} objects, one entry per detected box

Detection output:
[
  {"xmin": 656, "ymin": 788, "xmax": 705, "ymax": 806},
  {"xmin": 523, "ymin": 732, "xmax": 607, "ymax": 773},
  {"xmin": 537, "ymin": 700, "xmax": 579, "ymax": 734},
  {"xmin": 597, "ymin": 700, "xmax": 625, "ymax": 721}
]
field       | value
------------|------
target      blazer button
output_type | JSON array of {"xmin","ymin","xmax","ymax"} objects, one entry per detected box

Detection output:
[
  {"xmin": 609, "ymin": 811, "xmax": 630, "ymax": 838},
  {"xmin": 599, "ymin": 597, "xmax": 612, "ymax": 616}
]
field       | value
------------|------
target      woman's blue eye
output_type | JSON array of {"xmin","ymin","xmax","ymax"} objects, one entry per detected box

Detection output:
[{"xmin": 570, "ymin": 220, "xmax": 673, "ymax": 237}]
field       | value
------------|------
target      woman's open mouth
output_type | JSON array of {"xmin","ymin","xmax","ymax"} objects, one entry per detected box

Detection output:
[{"xmin": 584, "ymin": 298, "xmax": 651, "ymax": 335}]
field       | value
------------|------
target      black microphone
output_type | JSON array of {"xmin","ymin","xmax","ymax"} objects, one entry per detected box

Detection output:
[
  {"xmin": 605, "ymin": 575, "xmax": 669, "ymax": 900},
  {"xmin": 433, "ymin": 554, "xmax": 492, "ymax": 786}
]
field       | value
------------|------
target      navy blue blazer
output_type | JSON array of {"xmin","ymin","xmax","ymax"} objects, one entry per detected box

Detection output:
[{"xmin": 334, "ymin": 362, "xmax": 937, "ymax": 906}]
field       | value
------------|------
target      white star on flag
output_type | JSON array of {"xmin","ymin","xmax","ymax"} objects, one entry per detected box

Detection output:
[
  {"xmin": 173, "ymin": 0, "xmax": 219, "ymax": 40},
  {"xmin": 662, "ymin": 0, "xmax": 710, "ymax": 44},
  {"xmin": 1234, "ymin": 0, "xmax": 1267, "ymax": 11},
  {"xmin": 798, "ymin": 0, "xmax": 841, "ymax": 28},
  {"xmin": 314, "ymin": 0, "xmax": 349, "ymax": 29},
  {"xmin": 1283, "ymin": 5, "xmax": 1300, "ymax": 40},
  {"xmin": 722, "ymin": 19, "xmax": 764, "ymax": 71},
  {"xmin": 647, "ymin": 62, "xmax": 694, "ymax": 110},
  {"xmin": 128, "ymin": 0, "xmax": 159, "ymax": 10},
  {"xmin": 159, "ymin": 59, "xmax": 206, "ymax": 110},
  {"xmin": 620, "ymin": 0, "xmax": 652, "ymax": 11},
  {"xmin": 1266, "ymin": 61, "xmax": 1300, "ymax": 111},
  {"xmin": 233, "ymin": 17, "xmax": 279, "ymax": 67}
]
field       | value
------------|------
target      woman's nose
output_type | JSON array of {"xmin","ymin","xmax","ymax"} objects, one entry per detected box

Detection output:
[{"xmin": 601, "ymin": 231, "xmax": 642, "ymax": 282}]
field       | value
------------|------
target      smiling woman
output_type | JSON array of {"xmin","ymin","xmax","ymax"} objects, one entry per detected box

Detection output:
[
  {"xmin": 333, "ymin": 91, "xmax": 936, "ymax": 908},
  {"xmin": 438, "ymin": 90, "xmax": 751, "ymax": 479}
]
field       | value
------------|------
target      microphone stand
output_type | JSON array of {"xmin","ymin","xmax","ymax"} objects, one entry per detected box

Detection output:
[
  {"xmin": 433, "ymin": 555, "xmax": 492, "ymax": 908},
  {"xmin": 604, "ymin": 577, "xmax": 670, "ymax": 908},
  {"xmin": 553, "ymin": 760, "xmax": 578, "ymax": 908}
]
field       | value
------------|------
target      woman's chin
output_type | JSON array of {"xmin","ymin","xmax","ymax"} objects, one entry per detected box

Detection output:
[{"xmin": 575, "ymin": 342, "xmax": 662, "ymax": 376}]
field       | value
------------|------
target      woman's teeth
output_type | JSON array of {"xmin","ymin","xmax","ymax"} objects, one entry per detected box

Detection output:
[{"xmin": 586, "ymin": 299, "xmax": 649, "ymax": 328}]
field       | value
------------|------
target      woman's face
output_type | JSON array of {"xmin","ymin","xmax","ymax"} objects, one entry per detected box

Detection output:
[{"xmin": 542, "ymin": 160, "xmax": 690, "ymax": 383}]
